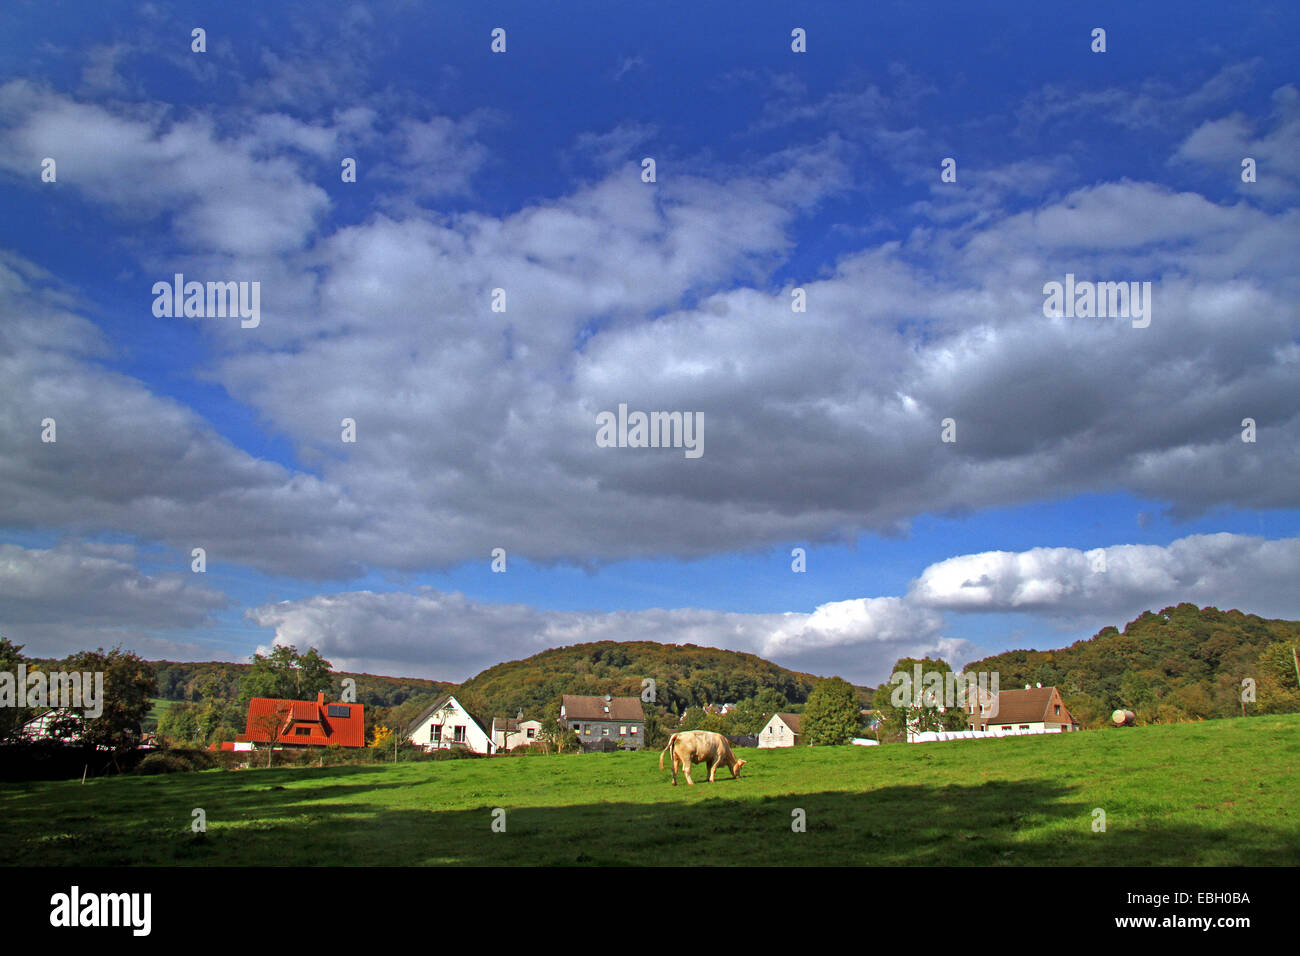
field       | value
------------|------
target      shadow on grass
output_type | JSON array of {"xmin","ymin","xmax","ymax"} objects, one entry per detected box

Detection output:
[{"xmin": 4, "ymin": 773, "xmax": 1297, "ymax": 866}]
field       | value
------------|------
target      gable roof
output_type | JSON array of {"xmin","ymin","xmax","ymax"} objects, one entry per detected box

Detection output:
[
  {"xmin": 771, "ymin": 712, "xmax": 801, "ymax": 733},
  {"xmin": 561, "ymin": 695, "xmax": 645, "ymax": 721},
  {"xmin": 983, "ymin": 686, "xmax": 1074, "ymax": 725},
  {"xmin": 405, "ymin": 694, "xmax": 490, "ymax": 739},
  {"xmin": 237, "ymin": 693, "xmax": 365, "ymax": 747}
]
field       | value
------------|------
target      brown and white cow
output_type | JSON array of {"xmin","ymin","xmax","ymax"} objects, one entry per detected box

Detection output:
[{"xmin": 659, "ymin": 730, "xmax": 746, "ymax": 785}]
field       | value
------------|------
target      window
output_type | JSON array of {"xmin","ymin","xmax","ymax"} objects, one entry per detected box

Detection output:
[
  {"xmin": 454, "ymin": 725, "xmax": 466, "ymax": 743},
  {"xmin": 602, "ymin": 728, "xmax": 610, "ymax": 736},
  {"xmin": 1054, "ymin": 704, "xmax": 1061, "ymax": 715},
  {"xmin": 295, "ymin": 726, "xmax": 310, "ymax": 736},
  {"xmin": 432, "ymin": 725, "xmax": 441, "ymax": 742},
  {"xmin": 1019, "ymin": 725, "xmax": 1030, "ymax": 730},
  {"xmin": 630, "ymin": 726, "xmax": 637, "ymax": 734},
  {"xmin": 620, "ymin": 726, "xmax": 627, "ymax": 735},
  {"xmin": 526, "ymin": 728, "xmax": 535, "ymax": 739},
  {"xmin": 584, "ymin": 727, "xmax": 591, "ymax": 735}
]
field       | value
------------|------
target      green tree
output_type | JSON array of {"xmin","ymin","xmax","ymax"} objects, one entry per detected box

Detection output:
[
  {"xmin": 51, "ymin": 647, "xmax": 156, "ymax": 768},
  {"xmin": 726, "ymin": 697, "xmax": 772, "ymax": 734},
  {"xmin": 240, "ymin": 644, "xmax": 333, "ymax": 704},
  {"xmin": 540, "ymin": 717, "xmax": 579, "ymax": 753},
  {"xmin": 1254, "ymin": 642, "xmax": 1300, "ymax": 714},
  {"xmin": 642, "ymin": 710, "xmax": 671, "ymax": 748},
  {"xmin": 698, "ymin": 711, "xmax": 732, "ymax": 734},
  {"xmin": 678, "ymin": 706, "xmax": 707, "ymax": 731},
  {"xmin": 157, "ymin": 701, "xmax": 201, "ymax": 745},
  {"xmin": 872, "ymin": 657, "xmax": 965, "ymax": 741},
  {"xmin": 0, "ymin": 637, "xmax": 34, "ymax": 742},
  {"xmin": 802, "ymin": 677, "xmax": 860, "ymax": 745}
]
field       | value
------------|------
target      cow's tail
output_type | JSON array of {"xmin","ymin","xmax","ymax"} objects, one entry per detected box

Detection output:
[{"xmin": 659, "ymin": 733, "xmax": 678, "ymax": 771}]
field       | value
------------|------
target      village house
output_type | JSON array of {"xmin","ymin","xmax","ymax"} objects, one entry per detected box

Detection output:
[
  {"xmin": 560, "ymin": 694, "xmax": 645, "ymax": 751},
  {"xmin": 758, "ymin": 712, "xmax": 801, "ymax": 748},
  {"xmin": 491, "ymin": 712, "xmax": 544, "ymax": 751},
  {"xmin": 234, "ymin": 692, "xmax": 365, "ymax": 751},
  {"xmin": 17, "ymin": 708, "xmax": 88, "ymax": 745},
  {"xmin": 406, "ymin": 694, "xmax": 495, "ymax": 754},
  {"xmin": 964, "ymin": 684, "xmax": 1080, "ymax": 734}
]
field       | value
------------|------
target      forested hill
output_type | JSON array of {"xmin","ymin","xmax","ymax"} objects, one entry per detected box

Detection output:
[
  {"xmin": 457, "ymin": 640, "xmax": 847, "ymax": 719},
  {"xmin": 137, "ymin": 660, "xmax": 451, "ymax": 709},
  {"xmin": 78, "ymin": 641, "xmax": 852, "ymax": 717},
  {"xmin": 962, "ymin": 603, "xmax": 1300, "ymax": 727}
]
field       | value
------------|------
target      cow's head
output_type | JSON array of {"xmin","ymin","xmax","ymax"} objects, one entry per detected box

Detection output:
[{"xmin": 733, "ymin": 757, "xmax": 746, "ymax": 777}]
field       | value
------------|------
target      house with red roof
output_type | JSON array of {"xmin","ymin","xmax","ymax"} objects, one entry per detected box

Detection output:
[{"xmin": 231, "ymin": 692, "xmax": 366, "ymax": 750}]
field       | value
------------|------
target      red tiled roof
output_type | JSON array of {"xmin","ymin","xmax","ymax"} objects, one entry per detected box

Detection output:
[
  {"xmin": 237, "ymin": 693, "xmax": 366, "ymax": 748},
  {"xmin": 289, "ymin": 700, "xmax": 319, "ymax": 721}
]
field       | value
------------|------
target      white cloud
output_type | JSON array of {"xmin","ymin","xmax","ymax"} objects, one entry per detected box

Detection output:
[
  {"xmin": 0, "ymin": 80, "xmax": 331, "ymax": 256},
  {"xmin": 0, "ymin": 540, "xmax": 231, "ymax": 657},
  {"xmin": 909, "ymin": 532, "xmax": 1300, "ymax": 622}
]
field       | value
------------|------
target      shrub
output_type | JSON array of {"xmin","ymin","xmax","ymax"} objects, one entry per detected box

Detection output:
[{"xmin": 136, "ymin": 752, "xmax": 194, "ymax": 775}]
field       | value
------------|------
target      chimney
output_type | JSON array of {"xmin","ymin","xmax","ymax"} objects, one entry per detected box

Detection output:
[{"xmin": 318, "ymin": 692, "xmax": 326, "ymax": 705}]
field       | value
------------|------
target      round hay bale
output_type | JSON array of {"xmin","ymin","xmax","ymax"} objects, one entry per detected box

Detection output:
[{"xmin": 1111, "ymin": 709, "xmax": 1136, "ymax": 726}]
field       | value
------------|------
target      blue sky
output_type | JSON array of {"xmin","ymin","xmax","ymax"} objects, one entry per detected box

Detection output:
[{"xmin": 1, "ymin": 1, "xmax": 1298, "ymax": 685}]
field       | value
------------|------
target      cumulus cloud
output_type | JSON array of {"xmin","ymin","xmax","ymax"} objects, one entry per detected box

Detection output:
[
  {"xmin": 0, "ymin": 540, "xmax": 231, "ymax": 657},
  {"xmin": 909, "ymin": 533, "xmax": 1300, "ymax": 623},
  {"xmin": 0, "ymin": 80, "xmax": 332, "ymax": 256},
  {"xmin": 0, "ymin": 252, "xmax": 367, "ymax": 578},
  {"xmin": 0, "ymin": 74, "xmax": 1296, "ymax": 586},
  {"xmin": 1172, "ymin": 84, "xmax": 1300, "ymax": 200}
]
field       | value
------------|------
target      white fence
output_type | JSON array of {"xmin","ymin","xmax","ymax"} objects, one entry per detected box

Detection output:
[{"xmin": 907, "ymin": 726, "xmax": 1065, "ymax": 743}]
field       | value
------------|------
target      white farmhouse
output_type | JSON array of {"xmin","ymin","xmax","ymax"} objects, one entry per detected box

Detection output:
[
  {"xmin": 491, "ymin": 713, "xmax": 544, "ymax": 752},
  {"xmin": 758, "ymin": 712, "xmax": 802, "ymax": 748},
  {"xmin": 405, "ymin": 694, "xmax": 495, "ymax": 755},
  {"xmin": 964, "ymin": 684, "xmax": 1080, "ymax": 734}
]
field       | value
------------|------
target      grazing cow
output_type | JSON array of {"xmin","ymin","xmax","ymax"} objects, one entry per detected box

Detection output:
[{"xmin": 659, "ymin": 730, "xmax": 746, "ymax": 785}]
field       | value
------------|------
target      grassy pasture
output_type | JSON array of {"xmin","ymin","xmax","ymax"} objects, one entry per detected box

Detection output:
[{"xmin": 2, "ymin": 714, "xmax": 1297, "ymax": 866}]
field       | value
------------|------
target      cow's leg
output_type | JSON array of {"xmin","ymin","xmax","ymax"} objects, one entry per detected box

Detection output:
[
  {"xmin": 682, "ymin": 758, "xmax": 695, "ymax": 785},
  {"xmin": 709, "ymin": 755, "xmax": 723, "ymax": 782},
  {"xmin": 670, "ymin": 753, "xmax": 679, "ymax": 786}
]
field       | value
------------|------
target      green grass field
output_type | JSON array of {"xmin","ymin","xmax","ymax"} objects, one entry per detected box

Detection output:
[
  {"xmin": 142, "ymin": 698, "xmax": 174, "ymax": 734},
  {"xmin": 3, "ymin": 714, "xmax": 1298, "ymax": 866}
]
